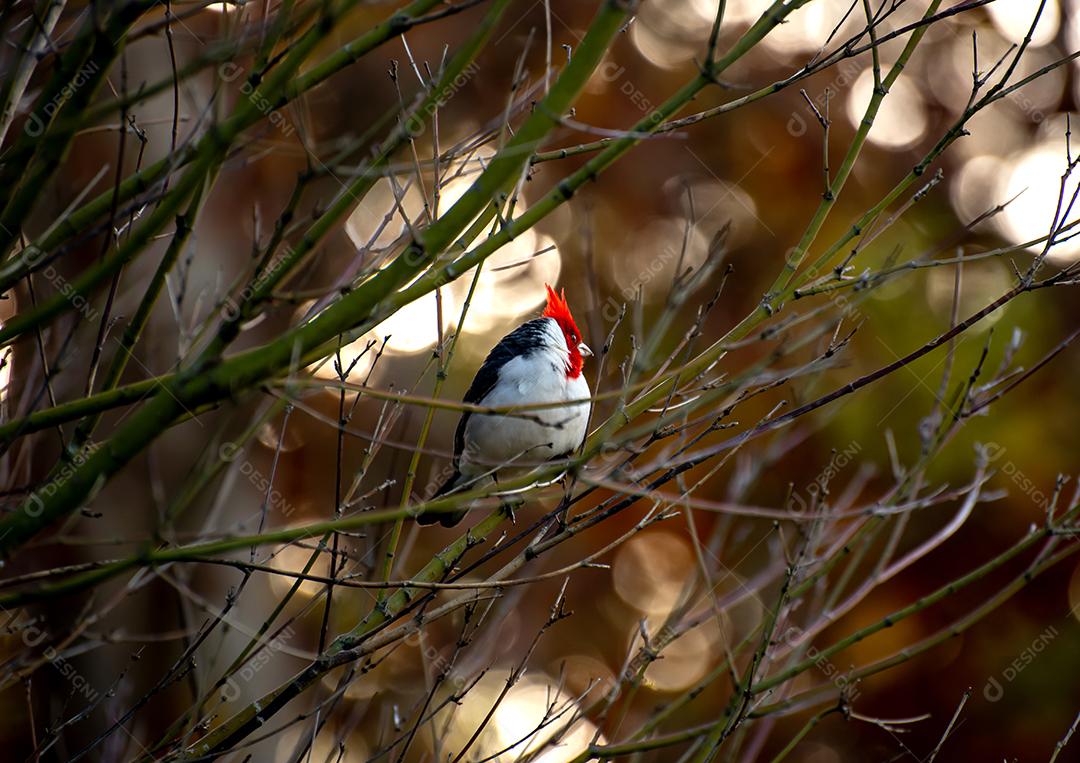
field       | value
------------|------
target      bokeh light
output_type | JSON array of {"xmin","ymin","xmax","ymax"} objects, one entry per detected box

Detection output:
[
  {"xmin": 668, "ymin": 175, "xmax": 761, "ymax": 248},
  {"xmin": 760, "ymin": 0, "xmax": 864, "ymax": 58},
  {"xmin": 949, "ymin": 154, "xmax": 1008, "ymax": 223},
  {"xmin": 0, "ymin": 294, "xmax": 14, "ymax": 402},
  {"xmin": 268, "ymin": 542, "xmax": 332, "ymax": 599},
  {"xmin": 341, "ymin": 148, "xmax": 562, "ymax": 353},
  {"xmin": 926, "ymin": 260, "xmax": 1012, "ymax": 327},
  {"xmin": 303, "ymin": 286, "xmax": 458, "ymax": 381},
  {"xmin": 995, "ymin": 135, "xmax": 1080, "ymax": 265},
  {"xmin": 609, "ymin": 217, "xmax": 710, "ymax": 302},
  {"xmin": 720, "ymin": 0, "xmax": 766, "ymax": 27},
  {"xmin": 559, "ymin": 653, "xmax": 617, "ymax": 700},
  {"xmin": 345, "ymin": 177, "xmax": 427, "ymax": 252},
  {"xmin": 612, "ymin": 532, "xmax": 695, "ymax": 615},
  {"xmin": 375, "ymin": 287, "xmax": 458, "ymax": 354},
  {"xmin": 986, "ymin": 0, "xmax": 1061, "ymax": 48},
  {"xmin": 630, "ymin": 0, "xmax": 716, "ymax": 69},
  {"xmin": 846, "ymin": 68, "xmax": 928, "ymax": 150},
  {"xmin": 438, "ymin": 672, "xmax": 603, "ymax": 762},
  {"xmin": 630, "ymin": 18, "xmax": 696, "ymax": 70},
  {"xmin": 640, "ymin": 621, "xmax": 717, "ymax": 692},
  {"xmin": 256, "ymin": 420, "xmax": 306, "ymax": 453},
  {"xmin": 929, "ymin": 30, "xmax": 1065, "ymax": 125},
  {"xmin": 453, "ymin": 230, "xmax": 563, "ymax": 336}
]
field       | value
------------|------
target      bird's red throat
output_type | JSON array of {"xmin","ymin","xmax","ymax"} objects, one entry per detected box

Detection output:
[{"xmin": 543, "ymin": 284, "xmax": 584, "ymax": 379}]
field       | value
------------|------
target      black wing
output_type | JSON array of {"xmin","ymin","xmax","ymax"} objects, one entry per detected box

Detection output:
[{"xmin": 452, "ymin": 318, "xmax": 550, "ymax": 465}]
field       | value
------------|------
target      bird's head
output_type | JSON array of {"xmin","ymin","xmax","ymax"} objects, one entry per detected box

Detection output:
[{"xmin": 542, "ymin": 284, "xmax": 591, "ymax": 378}]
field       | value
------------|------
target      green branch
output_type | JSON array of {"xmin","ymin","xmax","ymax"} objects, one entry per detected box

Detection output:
[
  {"xmin": 0, "ymin": 0, "xmax": 450, "ymax": 295},
  {"xmin": 0, "ymin": 0, "xmax": 634, "ymax": 558},
  {"xmin": 0, "ymin": 0, "xmax": 158, "ymax": 257}
]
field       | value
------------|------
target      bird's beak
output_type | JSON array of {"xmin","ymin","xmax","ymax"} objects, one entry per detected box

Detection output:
[{"xmin": 579, "ymin": 342, "xmax": 593, "ymax": 357}]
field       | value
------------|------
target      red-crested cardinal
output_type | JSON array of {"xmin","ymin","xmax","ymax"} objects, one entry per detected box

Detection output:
[{"xmin": 418, "ymin": 285, "xmax": 593, "ymax": 527}]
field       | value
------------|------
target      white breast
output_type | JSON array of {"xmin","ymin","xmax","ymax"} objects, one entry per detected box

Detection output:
[{"xmin": 460, "ymin": 341, "xmax": 591, "ymax": 477}]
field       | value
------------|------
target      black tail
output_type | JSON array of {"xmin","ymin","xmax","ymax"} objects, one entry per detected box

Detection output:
[{"xmin": 416, "ymin": 470, "xmax": 469, "ymax": 527}]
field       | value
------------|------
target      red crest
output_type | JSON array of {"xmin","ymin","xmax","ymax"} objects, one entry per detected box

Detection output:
[{"xmin": 543, "ymin": 284, "xmax": 585, "ymax": 378}]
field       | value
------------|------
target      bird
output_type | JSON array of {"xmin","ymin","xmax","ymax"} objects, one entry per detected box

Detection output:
[{"xmin": 417, "ymin": 284, "xmax": 593, "ymax": 527}]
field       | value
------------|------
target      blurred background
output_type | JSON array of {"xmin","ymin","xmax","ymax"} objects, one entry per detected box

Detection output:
[{"xmin": 3, "ymin": 0, "xmax": 1080, "ymax": 760}]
